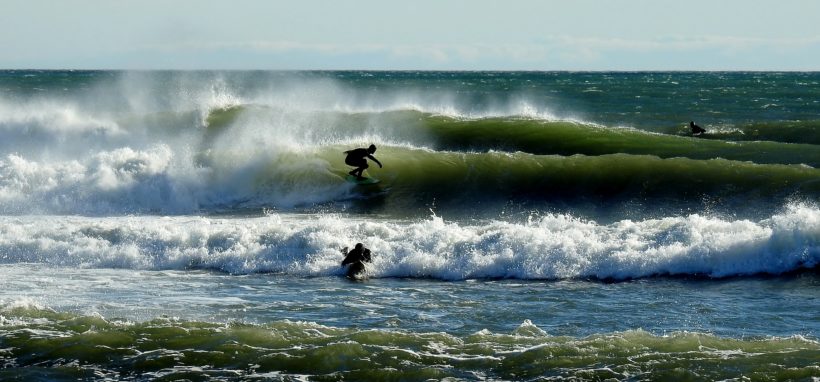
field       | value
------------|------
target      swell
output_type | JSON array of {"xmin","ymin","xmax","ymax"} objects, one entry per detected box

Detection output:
[
  {"xmin": 339, "ymin": 148, "xmax": 820, "ymax": 215},
  {"xmin": 419, "ymin": 114, "xmax": 820, "ymax": 166},
  {"xmin": 5, "ymin": 103, "xmax": 818, "ymax": 173},
  {"xmin": 2, "ymin": 144, "xmax": 819, "ymax": 216},
  {"xmin": 1, "ymin": 307, "xmax": 818, "ymax": 381},
  {"xmin": 200, "ymin": 107, "xmax": 820, "ymax": 165}
]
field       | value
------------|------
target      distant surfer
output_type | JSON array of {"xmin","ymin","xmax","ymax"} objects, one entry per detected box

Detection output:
[
  {"xmin": 341, "ymin": 243, "xmax": 372, "ymax": 279},
  {"xmin": 344, "ymin": 144, "xmax": 382, "ymax": 180},
  {"xmin": 689, "ymin": 121, "xmax": 706, "ymax": 136}
]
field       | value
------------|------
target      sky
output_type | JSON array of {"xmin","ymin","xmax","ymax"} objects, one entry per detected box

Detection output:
[{"xmin": 2, "ymin": 0, "xmax": 819, "ymax": 70}]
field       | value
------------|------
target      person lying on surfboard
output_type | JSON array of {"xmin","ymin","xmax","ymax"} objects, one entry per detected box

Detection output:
[
  {"xmin": 340, "ymin": 243, "xmax": 372, "ymax": 279},
  {"xmin": 344, "ymin": 144, "xmax": 382, "ymax": 180}
]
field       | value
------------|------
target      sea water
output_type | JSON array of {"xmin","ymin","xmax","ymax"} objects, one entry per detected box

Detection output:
[{"xmin": 0, "ymin": 71, "xmax": 818, "ymax": 380}]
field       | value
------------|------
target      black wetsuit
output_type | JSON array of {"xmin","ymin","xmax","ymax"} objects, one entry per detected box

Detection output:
[
  {"xmin": 342, "ymin": 247, "xmax": 372, "ymax": 278},
  {"xmin": 344, "ymin": 148, "xmax": 381, "ymax": 179},
  {"xmin": 690, "ymin": 123, "xmax": 706, "ymax": 135},
  {"xmin": 344, "ymin": 148, "xmax": 370, "ymax": 168}
]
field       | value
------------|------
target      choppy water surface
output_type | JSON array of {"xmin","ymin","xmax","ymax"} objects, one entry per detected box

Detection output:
[{"xmin": 1, "ymin": 71, "xmax": 818, "ymax": 380}]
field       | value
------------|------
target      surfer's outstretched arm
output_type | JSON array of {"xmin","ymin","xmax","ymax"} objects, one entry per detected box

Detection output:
[{"xmin": 368, "ymin": 155, "xmax": 382, "ymax": 168}]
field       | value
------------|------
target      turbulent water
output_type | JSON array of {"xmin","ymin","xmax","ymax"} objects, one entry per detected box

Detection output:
[{"xmin": 0, "ymin": 71, "xmax": 818, "ymax": 380}]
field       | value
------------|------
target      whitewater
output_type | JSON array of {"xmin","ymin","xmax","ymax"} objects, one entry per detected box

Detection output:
[
  {"xmin": 1, "ymin": 207, "xmax": 817, "ymax": 280},
  {"xmin": 0, "ymin": 70, "xmax": 818, "ymax": 380}
]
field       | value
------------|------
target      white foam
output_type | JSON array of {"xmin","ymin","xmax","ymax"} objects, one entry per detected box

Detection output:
[
  {"xmin": 0, "ymin": 204, "xmax": 816, "ymax": 280},
  {"xmin": 0, "ymin": 146, "xmax": 203, "ymax": 214},
  {"xmin": 0, "ymin": 139, "xmax": 355, "ymax": 214}
]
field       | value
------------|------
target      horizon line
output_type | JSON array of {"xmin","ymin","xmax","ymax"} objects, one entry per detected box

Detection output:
[{"xmin": 2, "ymin": 68, "xmax": 820, "ymax": 73}]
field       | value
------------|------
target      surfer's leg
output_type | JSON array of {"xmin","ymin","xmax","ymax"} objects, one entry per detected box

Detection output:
[{"xmin": 355, "ymin": 162, "xmax": 368, "ymax": 179}]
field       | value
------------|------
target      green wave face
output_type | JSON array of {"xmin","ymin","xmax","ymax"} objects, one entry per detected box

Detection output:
[
  {"xmin": 422, "ymin": 116, "xmax": 820, "ymax": 167},
  {"xmin": 317, "ymin": 146, "xmax": 820, "ymax": 216},
  {"xmin": 2, "ymin": 309, "xmax": 818, "ymax": 381},
  {"xmin": 193, "ymin": 108, "xmax": 820, "ymax": 216},
  {"xmin": 199, "ymin": 108, "xmax": 820, "ymax": 167}
]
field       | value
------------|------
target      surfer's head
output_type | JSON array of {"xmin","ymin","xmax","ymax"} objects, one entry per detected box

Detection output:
[
  {"xmin": 368, "ymin": 144, "xmax": 377, "ymax": 153},
  {"xmin": 355, "ymin": 243, "xmax": 363, "ymax": 250}
]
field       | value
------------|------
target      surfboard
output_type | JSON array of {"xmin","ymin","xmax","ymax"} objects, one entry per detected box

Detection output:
[{"xmin": 345, "ymin": 175, "xmax": 380, "ymax": 184}]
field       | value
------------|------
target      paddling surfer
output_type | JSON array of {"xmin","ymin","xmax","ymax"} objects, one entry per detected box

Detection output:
[
  {"xmin": 344, "ymin": 144, "xmax": 382, "ymax": 180},
  {"xmin": 689, "ymin": 121, "xmax": 706, "ymax": 136},
  {"xmin": 341, "ymin": 243, "xmax": 372, "ymax": 278}
]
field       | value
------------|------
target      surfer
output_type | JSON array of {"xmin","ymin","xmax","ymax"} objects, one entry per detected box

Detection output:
[
  {"xmin": 344, "ymin": 144, "xmax": 382, "ymax": 180},
  {"xmin": 689, "ymin": 121, "xmax": 706, "ymax": 136},
  {"xmin": 341, "ymin": 243, "xmax": 372, "ymax": 278}
]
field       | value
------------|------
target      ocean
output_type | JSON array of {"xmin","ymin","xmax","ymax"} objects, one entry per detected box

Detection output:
[{"xmin": 0, "ymin": 70, "xmax": 818, "ymax": 381}]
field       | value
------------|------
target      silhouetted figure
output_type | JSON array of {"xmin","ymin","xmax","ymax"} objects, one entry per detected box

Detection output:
[
  {"xmin": 341, "ymin": 243, "xmax": 372, "ymax": 279},
  {"xmin": 344, "ymin": 144, "xmax": 382, "ymax": 180},
  {"xmin": 689, "ymin": 121, "xmax": 706, "ymax": 136}
]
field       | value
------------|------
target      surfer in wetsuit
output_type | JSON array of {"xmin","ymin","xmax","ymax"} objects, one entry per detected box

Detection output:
[
  {"xmin": 341, "ymin": 243, "xmax": 372, "ymax": 278},
  {"xmin": 689, "ymin": 121, "xmax": 706, "ymax": 136},
  {"xmin": 344, "ymin": 144, "xmax": 382, "ymax": 180}
]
